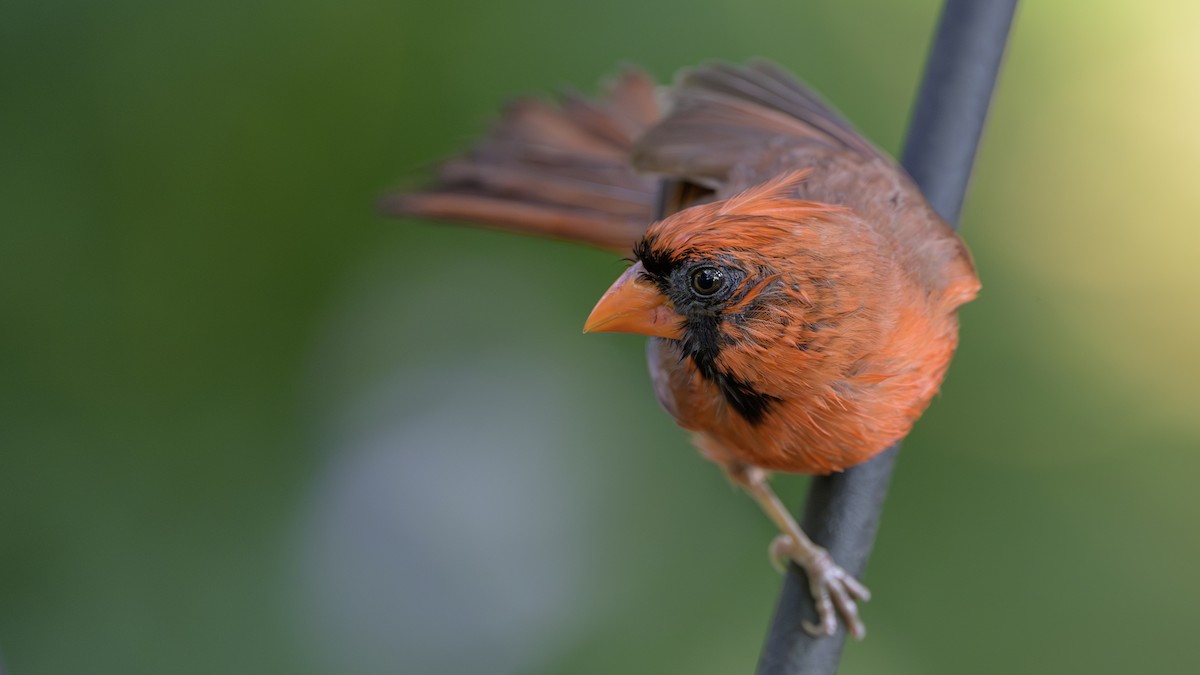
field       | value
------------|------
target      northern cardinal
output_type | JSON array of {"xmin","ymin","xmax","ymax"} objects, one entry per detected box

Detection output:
[{"xmin": 382, "ymin": 61, "xmax": 980, "ymax": 639}]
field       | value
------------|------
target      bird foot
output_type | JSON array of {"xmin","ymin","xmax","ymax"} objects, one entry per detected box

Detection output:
[{"xmin": 769, "ymin": 534, "xmax": 871, "ymax": 640}]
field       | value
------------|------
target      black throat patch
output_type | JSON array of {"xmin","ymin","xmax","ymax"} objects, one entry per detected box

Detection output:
[{"xmin": 681, "ymin": 317, "xmax": 780, "ymax": 424}]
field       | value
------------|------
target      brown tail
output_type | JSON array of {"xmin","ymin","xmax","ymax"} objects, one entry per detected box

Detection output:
[{"xmin": 379, "ymin": 68, "xmax": 662, "ymax": 254}]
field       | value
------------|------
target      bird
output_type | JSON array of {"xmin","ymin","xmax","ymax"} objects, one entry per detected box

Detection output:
[{"xmin": 381, "ymin": 60, "xmax": 980, "ymax": 639}]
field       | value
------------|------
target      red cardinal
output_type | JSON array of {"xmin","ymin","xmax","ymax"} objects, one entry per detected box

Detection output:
[{"xmin": 382, "ymin": 61, "xmax": 980, "ymax": 638}]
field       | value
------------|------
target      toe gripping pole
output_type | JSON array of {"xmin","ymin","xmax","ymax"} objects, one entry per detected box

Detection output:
[{"xmin": 755, "ymin": 1, "xmax": 1018, "ymax": 674}]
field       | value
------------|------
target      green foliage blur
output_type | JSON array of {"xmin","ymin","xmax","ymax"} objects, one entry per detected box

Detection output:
[{"xmin": 3, "ymin": 0, "xmax": 1198, "ymax": 673}]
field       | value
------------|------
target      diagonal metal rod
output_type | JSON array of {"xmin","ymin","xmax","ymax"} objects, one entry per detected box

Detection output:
[{"xmin": 755, "ymin": 1, "xmax": 1018, "ymax": 673}]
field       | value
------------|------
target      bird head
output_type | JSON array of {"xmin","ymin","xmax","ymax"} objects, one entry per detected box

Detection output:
[
  {"xmin": 584, "ymin": 170, "xmax": 855, "ymax": 348},
  {"xmin": 583, "ymin": 170, "xmax": 897, "ymax": 429}
]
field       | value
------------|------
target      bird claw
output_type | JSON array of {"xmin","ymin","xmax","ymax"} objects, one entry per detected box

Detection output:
[{"xmin": 769, "ymin": 534, "xmax": 871, "ymax": 640}]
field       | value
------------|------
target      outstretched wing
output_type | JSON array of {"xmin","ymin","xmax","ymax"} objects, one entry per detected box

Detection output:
[{"xmin": 380, "ymin": 59, "xmax": 969, "ymax": 297}]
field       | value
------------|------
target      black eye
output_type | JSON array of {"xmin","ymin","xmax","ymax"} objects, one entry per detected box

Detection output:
[{"xmin": 689, "ymin": 266, "xmax": 726, "ymax": 297}]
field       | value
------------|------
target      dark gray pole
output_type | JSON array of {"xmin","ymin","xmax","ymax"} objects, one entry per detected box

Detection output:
[
  {"xmin": 902, "ymin": 0, "xmax": 1020, "ymax": 228},
  {"xmin": 755, "ymin": 1, "xmax": 1017, "ymax": 673}
]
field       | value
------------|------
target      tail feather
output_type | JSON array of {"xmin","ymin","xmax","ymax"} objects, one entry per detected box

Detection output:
[
  {"xmin": 381, "ymin": 68, "xmax": 662, "ymax": 254},
  {"xmin": 558, "ymin": 88, "xmax": 645, "ymax": 147}
]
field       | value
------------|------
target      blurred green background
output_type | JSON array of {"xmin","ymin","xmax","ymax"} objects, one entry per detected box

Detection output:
[{"xmin": 3, "ymin": 0, "xmax": 1199, "ymax": 673}]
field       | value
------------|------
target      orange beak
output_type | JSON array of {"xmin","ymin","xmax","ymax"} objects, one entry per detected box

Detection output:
[{"xmin": 583, "ymin": 262, "xmax": 683, "ymax": 339}]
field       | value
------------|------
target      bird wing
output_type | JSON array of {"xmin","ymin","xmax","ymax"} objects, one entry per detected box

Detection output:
[
  {"xmin": 632, "ymin": 60, "xmax": 891, "ymax": 194},
  {"xmin": 379, "ymin": 68, "xmax": 662, "ymax": 254},
  {"xmin": 381, "ymin": 61, "xmax": 963, "ymax": 285}
]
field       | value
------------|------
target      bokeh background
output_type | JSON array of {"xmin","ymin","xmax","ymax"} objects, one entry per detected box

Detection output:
[{"xmin": 3, "ymin": 0, "xmax": 1199, "ymax": 673}]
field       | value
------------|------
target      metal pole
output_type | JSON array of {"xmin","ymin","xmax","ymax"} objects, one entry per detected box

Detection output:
[{"xmin": 756, "ymin": 1, "xmax": 1018, "ymax": 673}]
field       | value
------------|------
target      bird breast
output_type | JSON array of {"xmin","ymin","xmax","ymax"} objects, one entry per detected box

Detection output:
[{"xmin": 644, "ymin": 293, "xmax": 963, "ymax": 475}]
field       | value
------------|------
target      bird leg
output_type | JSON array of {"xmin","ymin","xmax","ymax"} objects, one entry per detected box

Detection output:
[{"xmin": 725, "ymin": 463, "xmax": 871, "ymax": 639}]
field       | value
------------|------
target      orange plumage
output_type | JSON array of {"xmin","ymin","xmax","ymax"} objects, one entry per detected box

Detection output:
[
  {"xmin": 384, "ymin": 60, "xmax": 979, "ymax": 638},
  {"xmin": 621, "ymin": 168, "xmax": 977, "ymax": 476}
]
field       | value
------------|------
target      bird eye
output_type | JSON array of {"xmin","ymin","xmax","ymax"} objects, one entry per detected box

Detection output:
[{"xmin": 689, "ymin": 266, "xmax": 726, "ymax": 297}]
